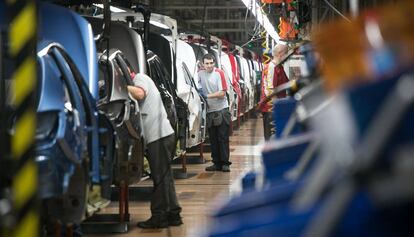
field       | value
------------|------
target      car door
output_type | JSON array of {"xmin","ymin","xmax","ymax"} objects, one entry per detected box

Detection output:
[
  {"xmin": 50, "ymin": 48, "xmax": 88, "ymax": 164},
  {"xmin": 147, "ymin": 51, "xmax": 178, "ymax": 131},
  {"xmin": 235, "ymin": 55, "xmax": 247, "ymax": 115},
  {"xmin": 36, "ymin": 49, "xmax": 86, "ymax": 200},
  {"xmin": 181, "ymin": 62, "xmax": 207, "ymax": 147},
  {"xmin": 40, "ymin": 45, "xmax": 90, "ymax": 224},
  {"xmin": 54, "ymin": 47, "xmax": 106, "ymax": 187},
  {"xmin": 155, "ymin": 54, "xmax": 189, "ymax": 151},
  {"xmin": 98, "ymin": 50, "xmax": 144, "ymax": 185},
  {"xmin": 115, "ymin": 53, "xmax": 144, "ymax": 140},
  {"xmin": 97, "ymin": 52, "xmax": 130, "ymax": 130}
]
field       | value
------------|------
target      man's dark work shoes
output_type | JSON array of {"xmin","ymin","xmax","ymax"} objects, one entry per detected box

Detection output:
[
  {"xmin": 205, "ymin": 164, "xmax": 222, "ymax": 171},
  {"xmin": 168, "ymin": 214, "xmax": 183, "ymax": 226},
  {"xmin": 137, "ymin": 216, "xmax": 168, "ymax": 229},
  {"xmin": 222, "ymin": 165, "xmax": 230, "ymax": 172}
]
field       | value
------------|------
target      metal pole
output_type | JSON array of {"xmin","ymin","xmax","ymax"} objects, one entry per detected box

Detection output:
[
  {"xmin": 311, "ymin": 0, "xmax": 319, "ymax": 26},
  {"xmin": 350, "ymin": 0, "xmax": 359, "ymax": 18},
  {"xmin": 0, "ymin": 28, "xmax": 5, "ymax": 158}
]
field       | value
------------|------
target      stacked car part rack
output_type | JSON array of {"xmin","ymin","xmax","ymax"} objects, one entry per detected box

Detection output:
[{"xmin": 207, "ymin": 2, "xmax": 414, "ymax": 236}]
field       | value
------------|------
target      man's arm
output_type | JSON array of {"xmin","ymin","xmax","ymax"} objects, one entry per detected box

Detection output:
[
  {"xmin": 264, "ymin": 63, "xmax": 275, "ymax": 97},
  {"xmin": 208, "ymin": 69, "xmax": 227, "ymax": 99},
  {"xmin": 256, "ymin": 63, "xmax": 274, "ymax": 111},
  {"xmin": 207, "ymin": 90, "xmax": 226, "ymax": 99},
  {"xmin": 127, "ymin": 85, "xmax": 146, "ymax": 100},
  {"xmin": 128, "ymin": 73, "xmax": 151, "ymax": 100}
]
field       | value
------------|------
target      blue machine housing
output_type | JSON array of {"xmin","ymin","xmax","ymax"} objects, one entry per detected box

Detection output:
[
  {"xmin": 273, "ymin": 98, "xmax": 303, "ymax": 138},
  {"xmin": 209, "ymin": 70, "xmax": 414, "ymax": 237},
  {"xmin": 261, "ymin": 133, "xmax": 315, "ymax": 184}
]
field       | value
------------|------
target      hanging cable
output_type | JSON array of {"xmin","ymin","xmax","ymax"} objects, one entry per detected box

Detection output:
[
  {"xmin": 244, "ymin": 1, "xmax": 250, "ymax": 29},
  {"xmin": 240, "ymin": 0, "xmax": 262, "ymax": 50},
  {"xmin": 236, "ymin": 36, "xmax": 263, "ymax": 51},
  {"xmin": 322, "ymin": 0, "xmax": 351, "ymax": 22}
]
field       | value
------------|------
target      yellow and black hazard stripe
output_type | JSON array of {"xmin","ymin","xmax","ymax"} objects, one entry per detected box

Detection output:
[{"xmin": 1, "ymin": 0, "xmax": 38, "ymax": 237}]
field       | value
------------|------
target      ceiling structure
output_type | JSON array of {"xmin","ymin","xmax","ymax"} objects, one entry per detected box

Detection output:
[
  {"xmin": 310, "ymin": 0, "xmax": 396, "ymax": 24},
  {"xmin": 148, "ymin": 0, "xmax": 258, "ymax": 47},
  {"xmin": 143, "ymin": 0, "xmax": 396, "ymax": 50}
]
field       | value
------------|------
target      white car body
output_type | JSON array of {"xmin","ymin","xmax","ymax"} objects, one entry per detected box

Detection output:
[
  {"xmin": 209, "ymin": 48, "xmax": 237, "ymax": 123},
  {"xmin": 174, "ymin": 38, "xmax": 207, "ymax": 148},
  {"xmin": 111, "ymin": 12, "xmax": 208, "ymax": 148},
  {"xmin": 220, "ymin": 52, "xmax": 239, "ymax": 121},
  {"xmin": 240, "ymin": 57, "xmax": 254, "ymax": 112}
]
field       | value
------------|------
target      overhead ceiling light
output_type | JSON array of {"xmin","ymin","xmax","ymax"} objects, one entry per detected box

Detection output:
[
  {"xmin": 240, "ymin": 0, "xmax": 281, "ymax": 43},
  {"xmin": 93, "ymin": 4, "xmax": 126, "ymax": 13}
]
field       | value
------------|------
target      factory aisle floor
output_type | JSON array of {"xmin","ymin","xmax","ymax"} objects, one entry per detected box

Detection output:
[{"xmin": 86, "ymin": 117, "xmax": 264, "ymax": 237}]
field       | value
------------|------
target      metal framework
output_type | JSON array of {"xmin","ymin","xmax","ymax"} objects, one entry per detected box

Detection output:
[{"xmin": 149, "ymin": 0, "xmax": 257, "ymax": 46}]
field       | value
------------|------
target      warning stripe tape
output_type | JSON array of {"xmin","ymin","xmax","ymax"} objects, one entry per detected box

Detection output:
[{"xmin": 3, "ymin": 1, "xmax": 39, "ymax": 237}]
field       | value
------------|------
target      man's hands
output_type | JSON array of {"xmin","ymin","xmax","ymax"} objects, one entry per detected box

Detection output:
[
  {"xmin": 198, "ymin": 89, "xmax": 208, "ymax": 101},
  {"xmin": 256, "ymin": 98, "xmax": 266, "ymax": 112}
]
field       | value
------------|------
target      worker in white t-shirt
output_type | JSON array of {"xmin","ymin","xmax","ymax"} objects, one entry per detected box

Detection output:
[
  {"xmin": 198, "ymin": 53, "xmax": 232, "ymax": 172},
  {"xmin": 128, "ymin": 73, "xmax": 182, "ymax": 229}
]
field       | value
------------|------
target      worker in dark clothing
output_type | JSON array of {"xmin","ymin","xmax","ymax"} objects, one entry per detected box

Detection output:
[{"xmin": 128, "ymin": 73, "xmax": 182, "ymax": 229}]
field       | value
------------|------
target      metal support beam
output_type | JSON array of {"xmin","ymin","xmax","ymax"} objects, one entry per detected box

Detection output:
[
  {"xmin": 311, "ymin": 0, "xmax": 319, "ymax": 26},
  {"xmin": 322, "ymin": 0, "xmax": 351, "ymax": 22},
  {"xmin": 162, "ymin": 5, "xmax": 247, "ymax": 10},
  {"xmin": 350, "ymin": 0, "xmax": 359, "ymax": 18},
  {"xmin": 187, "ymin": 19, "xmax": 256, "ymax": 24},
  {"xmin": 207, "ymin": 28, "xmax": 252, "ymax": 33},
  {"xmin": 320, "ymin": 5, "xmax": 330, "ymax": 23}
]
